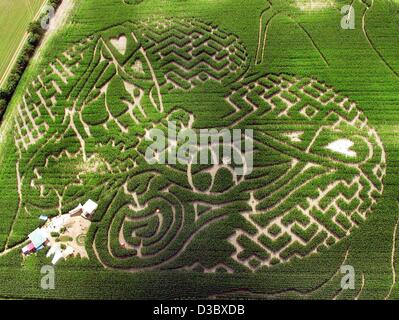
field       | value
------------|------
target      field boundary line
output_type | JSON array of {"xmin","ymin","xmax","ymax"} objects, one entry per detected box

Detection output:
[
  {"xmin": 361, "ymin": 0, "xmax": 399, "ymax": 79},
  {"xmin": 209, "ymin": 249, "xmax": 350, "ymax": 299},
  {"xmin": 385, "ymin": 212, "xmax": 399, "ymax": 300},
  {"xmin": 296, "ymin": 21, "xmax": 329, "ymax": 67},
  {"xmin": 0, "ymin": 33, "xmax": 29, "ymax": 87},
  {"xmin": 4, "ymin": 156, "xmax": 23, "ymax": 250},
  {"xmin": 283, "ymin": 15, "xmax": 329, "ymax": 67},
  {"xmin": 355, "ymin": 273, "xmax": 365, "ymax": 300},
  {"xmin": 257, "ymin": 13, "xmax": 278, "ymax": 65}
]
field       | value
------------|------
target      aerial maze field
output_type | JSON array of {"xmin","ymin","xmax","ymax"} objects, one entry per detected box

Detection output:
[{"xmin": 1, "ymin": 0, "xmax": 399, "ymax": 299}]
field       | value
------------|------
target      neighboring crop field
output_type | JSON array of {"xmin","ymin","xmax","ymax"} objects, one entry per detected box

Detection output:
[
  {"xmin": 1, "ymin": 0, "xmax": 399, "ymax": 300},
  {"xmin": 0, "ymin": 0, "xmax": 47, "ymax": 86}
]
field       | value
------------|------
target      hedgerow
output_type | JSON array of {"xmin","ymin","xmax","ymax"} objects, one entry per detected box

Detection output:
[{"xmin": 0, "ymin": 0, "xmax": 63, "ymax": 121}]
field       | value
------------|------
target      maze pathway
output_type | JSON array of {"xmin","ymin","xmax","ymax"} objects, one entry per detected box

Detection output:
[{"xmin": 9, "ymin": 18, "xmax": 386, "ymax": 272}]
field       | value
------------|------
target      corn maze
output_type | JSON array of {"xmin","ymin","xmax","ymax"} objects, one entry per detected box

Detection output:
[{"xmin": 7, "ymin": 17, "xmax": 386, "ymax": 276}]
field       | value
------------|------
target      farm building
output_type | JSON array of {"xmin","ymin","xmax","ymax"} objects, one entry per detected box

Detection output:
[
  {"xmin": 22, "ymin": 228, "xmax": 49, "ymax": 255},
  {"xmin": 69, "ymin": 199, "xmax": 98, "ymax": 219},
  {"xmin": 21, "ymin": 199, "xmax": 96, "ymax": 259}
]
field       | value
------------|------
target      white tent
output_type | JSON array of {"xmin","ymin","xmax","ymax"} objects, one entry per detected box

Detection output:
[
  {"xmin": 82, "ymin": 199, "xmax": 98, "ymax": 218},
  {"xmin": 45, "ymin": 214, "xmax": 71, "ymax": 233},
  {"xmin": 28, "ymin": 228, "xmax": 49, "ymax": 249},
  {"xmin": 46, "ymin": 244, "xmax": 75, "ymax": 265}
]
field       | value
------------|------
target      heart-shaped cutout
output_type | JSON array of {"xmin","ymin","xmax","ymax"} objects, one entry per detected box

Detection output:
[
  {"xmin": 326, "ymin": 139, "xmax": 357, "ymax": 157},
  {"xmin": 110, "ymin": 35, "xmax": 127, "ymax": 55}
]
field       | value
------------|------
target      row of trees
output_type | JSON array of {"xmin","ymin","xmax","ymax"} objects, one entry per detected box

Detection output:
[{"xmin": 0, "ymin": 0, "xmax": 63, "ymax": 121}]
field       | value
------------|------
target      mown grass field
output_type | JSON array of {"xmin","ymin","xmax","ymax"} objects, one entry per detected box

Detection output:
[
  {"xmin": 0, "ymin": 0, "xmax": 399, "ymax": 299},
  {"xmin": 0, "ymin": 0, "xmax": 47, "ymax": 87}
]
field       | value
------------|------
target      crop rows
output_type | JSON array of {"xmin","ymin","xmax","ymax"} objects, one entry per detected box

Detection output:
[{"xmin": 5, "ymin": 18, "xmax": 386, "ymax": 273}]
